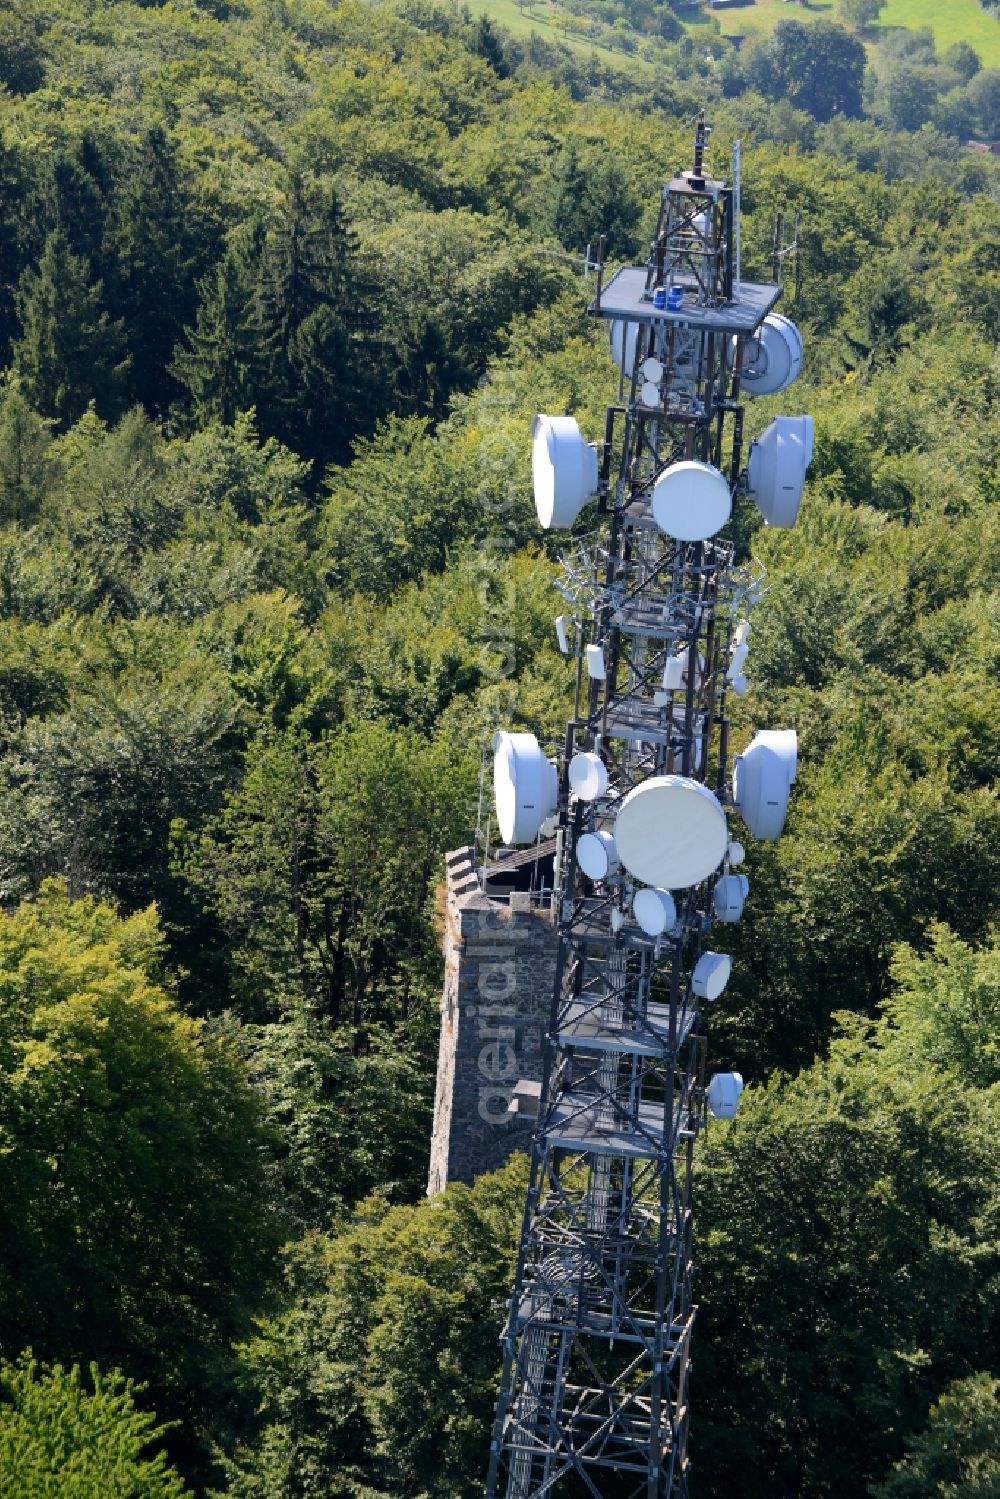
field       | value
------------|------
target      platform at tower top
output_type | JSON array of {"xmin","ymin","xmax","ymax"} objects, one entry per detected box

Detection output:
[{"xmin": 592, "ymin": 265, "xmax": 782, "ymax": 336}]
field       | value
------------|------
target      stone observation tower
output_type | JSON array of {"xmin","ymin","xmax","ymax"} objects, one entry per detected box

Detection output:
[
  {"xmin": 428, "ymin": 845, "xmax": 558, "ymax": 1192},
  {"xmin": 430, "ymin": 117, "xmax": 810, "ymax": 1497}
]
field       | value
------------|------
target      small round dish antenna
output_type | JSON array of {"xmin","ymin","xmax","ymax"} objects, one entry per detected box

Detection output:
[
  {"xmin": 733, "ymin": 313, "xmax": 803, "ymax": 395},
  {"xmin": 691, "ymin": 950, "xmax": 732, "ymax": 1001},
  {"xmin": 568, "ymin": 752, "xmax": 608, "ymax": 802},
  {"xmin": 577, "ymin": 830, "xmax": 619, "ymax": 882},
  {"xmin": 746, "ymin": 415, "xmax": 813, "ymax": 529},
  {"xmin": 707, "ymin": 1071, "xmax": 744, "ymax": 1120},
  {"xmin": 713, "ymin": 872, "xmax": 749, "ymax": 923},
  {"xmin": 613, "ymin": 776, "xmax": 727, "ymax": 890},
  {"xmin": 632, "ymin": 886, "xmax": 677, "ymax": 937},
  {"xmin": 493, "ymin": 730, "xmax": 558, "ymax": 845},
  {"xmin": 651, "ymin": 461, "xmax": 732, "ymax": 542},
  {"xmin": 641, "ymin": 357, "xmax": 663, "ymax": 384},
  {"xmin": 641, "ymin": 381, "xmax": 661, "ymax": 407},
  {"xmin": 532, "ymin": 414, "xmax": 599, "ymax": 530}
]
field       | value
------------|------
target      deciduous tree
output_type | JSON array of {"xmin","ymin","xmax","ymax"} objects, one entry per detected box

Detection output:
[
  {"xmin": 0, "ymin": 883, "xmax": 280, "ymax": 1466},
  {"xmin": 0, "ymin": 1356, "xmax": 189, "ymax": 1499},
  {"xmin": 873, "ymin": 1374, "xmax": 1000, "ymax": 1499}
]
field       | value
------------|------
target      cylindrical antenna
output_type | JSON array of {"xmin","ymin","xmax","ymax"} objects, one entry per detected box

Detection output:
[
  {"xmin": 593, "ymin": 233, "xmax": 606, "ymax": 312},
  {"xmin": 732, "ymin": 139, "xmax": 742, "ymax": 294},
  {"xmin": 693, "ymin": 110, "xmax": 706, "ymax": 177},
  {"xmin": 793, "ymin": 212, "xmax": 802, "ymax": 303}
]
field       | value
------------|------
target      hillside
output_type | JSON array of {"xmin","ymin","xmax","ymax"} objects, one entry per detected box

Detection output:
[
  {"xmin": 0, "ymin": 1, "xmax": 997, "ymax": 1497},
  {"xmin": 879, "ymin": 0, "xmax": 1000, "ymax": 62},
  {"xmin": 704, "ymin": 0, "xmax": 1000, "ymax": 65},
  {"xmin": 458, "ymin": 0, "xmax": 1000, "ymax": 138}
]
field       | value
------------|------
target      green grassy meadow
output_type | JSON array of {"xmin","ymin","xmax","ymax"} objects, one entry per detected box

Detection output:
[
  {"xmin": 469, "ymin": 0, "xmax": 1000, "ymax": 71},
  {"xmin": 714, "ymin": 0, "xmax": 835, "ymax": 44},
  {"xmin": 713, "ymin": 0, "xmax": 1000, "ymax": 66},
  {"xmin": 879, "ymin": 0, "xmax": 1000, "ymax": 64},
  {"xmin": 462, "ymin": 0, "xmax": 655, "ymax": 67}
]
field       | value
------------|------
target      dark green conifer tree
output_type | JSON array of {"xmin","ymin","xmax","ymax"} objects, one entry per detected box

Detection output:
[
  {"xmin": 170, "ymin": 224, "xmax": 266, "ymax": 429},
  {"xmin": 12, "ymin": 229, "xmax": 129, "ymax": 429},
  {"xmin": 473, "ymin": 15, "xmax": 509, "ymax": 76},
  {"xmin": 255, "ymin": 174, "xmax": 369, "ymax": 468},
  {"xmin": 37, "ymin": 133, "xmax": 114, "ymax": 269},
  {"xmin": 547, "ymin": 140, "xmax": 642, "ymax": 258},
  {"xmin": 0, "ymin": 376, "xmax": 52, "ymax": 523},
  {"xmin": 0, "ymin": 137, "xmax": 32, "ymax": 366},
  {"xmin": 106, "ymin": 127, "xmax": 198, "ymax": 417}
]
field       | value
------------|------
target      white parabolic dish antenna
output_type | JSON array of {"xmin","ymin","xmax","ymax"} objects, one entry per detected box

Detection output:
[
  {"xmin": 532, "ymin": 414, "xmax": 598, "ymax": 530},
  {"xmin": 577, "ymin": 830, "xmax": 618, "ymax": 881},
  {"xmin": 633, "ymin": 886, "xmax": 677, "ymax": 937},
  {"xmin": 747, "ymin": 415, "xmax": 814, "ymax": 529},
  {"xmin": 733, "ymin": 728, "xmax": 797, "ymax": 841},
  {"xmin": 613, "ymin": 775, "xmax": 728, "ymax": 889},
  {"xmin": 707, "ymin": 1071, "xmax": 744, "ymax": 1120},
  {"xmin": 651, "ymin": 461, "xmax": 732, "ymax": 543},
  {"xmin": 714, "ymin": 872, "xmax": 749, "ymax": 923},
  {"xmin": 734, "ymin": 313, "xmax": 803, "ymax": 396},
  {"xmin": 691, "ymin": 950, "xmax": 732, "ymax": 1001},
  {"xmin": 493, "ymin": 730, "xmax": 558, "ymax": 845},
  {"xmin": 568, "ymin": 752, "xmax": 609, "ymax": 802}
]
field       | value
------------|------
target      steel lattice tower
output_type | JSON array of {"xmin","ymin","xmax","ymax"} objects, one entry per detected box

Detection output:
[{"xmin": 484, "ymin": 120, "xmax": 806, "ymax": 1498}]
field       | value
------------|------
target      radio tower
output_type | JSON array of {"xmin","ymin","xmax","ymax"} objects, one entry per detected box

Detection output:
[{"xmin": 484, "ymin": 117, "xmax": 811, "ymax": 1498}]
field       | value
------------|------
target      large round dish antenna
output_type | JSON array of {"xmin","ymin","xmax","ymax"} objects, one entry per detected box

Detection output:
[
  {"xmin": 613, "ymin": 776, "xmax": 727, "ymax": 890},
  {"xmin": 651, "ymin": 461, "xmax": 732, "ymax": 542},
  {"xmin": 733, "ymin": 313, "xmax": 803, "ymax": 396},
  {"xmin": 746, "ymin": 415, "xmax": 814, "ymax": 529},
  {"xmin": 733, "ymin": 729, "xmax": 797, "ymax": 840},
  {"xmin": 632, "ymin": 886, "xmax": 677, "ymax": 938},
  {"xmin": 493, "ymin": 730, "xmax": 558, "ymax": 845},
  {"xmin": 532, "ymin": 415, "xmax": 599, "ymax": 530},
  {"xmin": 754, "ymin": 728, "xmax": 798, "ymax": 783}
]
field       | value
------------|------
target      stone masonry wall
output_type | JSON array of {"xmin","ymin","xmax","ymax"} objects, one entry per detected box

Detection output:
[{"xmin": 428, "ymin": 847, "xmax": 558, "ymax": 1193}]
